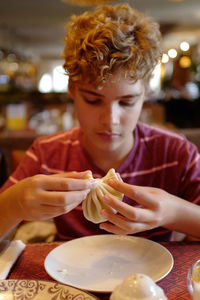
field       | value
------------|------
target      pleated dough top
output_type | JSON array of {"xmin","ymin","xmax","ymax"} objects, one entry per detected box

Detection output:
[{"xmin": 82, "ymin": 168, "xmax": 123, "ymax": 224}]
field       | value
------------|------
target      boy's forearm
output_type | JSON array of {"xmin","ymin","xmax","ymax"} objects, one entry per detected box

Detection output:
[
  {"xmin": 0, "ymin": 190, "xmax": 22, "ymax": 238},
  {"xmin": 0, "ymin": 226, "xmax": 18, "ymax": 242},
  {"xmin": 167, "ymin": 199, "xmax": 200, "ymax": 239}
]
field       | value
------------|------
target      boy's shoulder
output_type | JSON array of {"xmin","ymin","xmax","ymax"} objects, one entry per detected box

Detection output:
[
  {"xmin": 137, "ymin": 122, "xmax": 185, "ymax": 142},
  {"xmin": 33, "ymin": 127, "xmax": 81, "ymax": 146}
]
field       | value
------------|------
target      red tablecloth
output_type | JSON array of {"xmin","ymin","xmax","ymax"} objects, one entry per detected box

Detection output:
[{"xmin": 8, "ymin": 241, "xmax": 200, "ymax": 299}]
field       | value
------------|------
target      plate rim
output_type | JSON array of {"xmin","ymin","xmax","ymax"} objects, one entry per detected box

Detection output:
[
  {"xmin": 44, "ymin": 234, "xmax": 174, "ymax": 293},
  {"xmin": 0, "ymin": 279, "xmax": 99, "ymax": 299}
]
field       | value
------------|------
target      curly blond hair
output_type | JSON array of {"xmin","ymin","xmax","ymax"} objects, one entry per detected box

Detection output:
[{"xmin": 62, "ymin": 3, "xmax": 162, "ymax": 87}]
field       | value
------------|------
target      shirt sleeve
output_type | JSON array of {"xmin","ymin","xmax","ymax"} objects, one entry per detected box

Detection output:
[{"xmin": 177, "ymin": 139, "xmax": 200, "ymax": 204}]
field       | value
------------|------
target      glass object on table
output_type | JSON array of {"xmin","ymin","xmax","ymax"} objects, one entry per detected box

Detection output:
[
  {"xmin": 6, "ymin": 103, "xmax": 27, "ymax": 130},
  {"xmin": 110, "ymin": 273, "xmax": 167, "ymax": 300},
  {"xmin": 187, "ymin": 259, "xmax": 200, "ymax": 299}
]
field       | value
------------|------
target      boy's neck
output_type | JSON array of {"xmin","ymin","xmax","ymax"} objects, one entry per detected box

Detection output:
[
  {"xmin": 82, "ymin": 137, "xmax": 134, "ymax": 173},
  {"xmin": 93, "ymin": 154, "xmax": 128, "ymax": 173}
]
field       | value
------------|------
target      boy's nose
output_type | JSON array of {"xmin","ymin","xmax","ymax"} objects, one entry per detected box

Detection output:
[{"xmin": 100, "ymin": 103, "xmax": 120, "ymax": 126}]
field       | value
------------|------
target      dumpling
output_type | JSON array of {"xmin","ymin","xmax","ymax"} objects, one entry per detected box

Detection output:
[{"xmin": 82, "ymin": 168, "xmax": 123, "ymax": 224}]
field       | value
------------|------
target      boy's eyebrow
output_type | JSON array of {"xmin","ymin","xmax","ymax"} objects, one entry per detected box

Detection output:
[
  {"xmin": 79, "ymin": 88, "xmax": 142, "ymax": 99},
  {"xmin": 79, "ymin": 88, "xmax": 103, "ymax": 97}
]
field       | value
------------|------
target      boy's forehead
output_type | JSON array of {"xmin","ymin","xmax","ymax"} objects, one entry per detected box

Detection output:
[
  {"xmin": 75, "ymin": 77, "xmax": 145, "ymax": 97},
  {"xmin": 76, "ymin": 73, "xmax": 140, "ymax": 88},
  {"xmin": 78, "ymin": 88, "xmax": 103, "ymax": 96}
]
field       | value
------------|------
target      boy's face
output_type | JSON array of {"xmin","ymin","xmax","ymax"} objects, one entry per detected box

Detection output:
[{"xmin": 70, "ymin": 74, "xmax": 145, "ymax": 157}]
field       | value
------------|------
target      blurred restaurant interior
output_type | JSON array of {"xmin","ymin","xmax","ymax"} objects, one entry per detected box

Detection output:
[{"xmin": 0, "ymin": 0, "xmax": 200, "ymax": 175}]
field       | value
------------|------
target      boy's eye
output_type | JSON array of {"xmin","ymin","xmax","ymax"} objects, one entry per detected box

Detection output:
[
  {"xmin": 119, "ymin": 101, "xmax": 135, "ymax": 107},
  {"xmin": 83, "ymin": 97, "xmax": 101, "ymax": 105}
]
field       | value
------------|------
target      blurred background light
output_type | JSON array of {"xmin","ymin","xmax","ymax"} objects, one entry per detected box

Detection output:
[
  {"xmin": 179, "ymin": 56, "xmax": 192, "ymax": 68},
  {"xmin": 149, "ymin": 64, "xmax": 161, "ymax": 92},
  {"xmin": 162, "ymin": 53, "xmax": 169, "ymax": 64},
  {"xmin": 180, "ymin": 41, "xmax": 190, "ymax": 51},
  {"xmin": 38, "ymin": 73, "xmax": 52, "ymax": 93},
  {"xmin": 52, "ymin": 65, "xmax": 68, "ymax": 92},
  {"xmin": 168, "ymin": 49, "xmax": 177, "ymax": 58}
]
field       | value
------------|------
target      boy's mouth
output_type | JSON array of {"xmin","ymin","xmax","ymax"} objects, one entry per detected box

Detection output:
[{"xmin": 97, "ymin": 131, "xmax": 120, "ymax": 140}]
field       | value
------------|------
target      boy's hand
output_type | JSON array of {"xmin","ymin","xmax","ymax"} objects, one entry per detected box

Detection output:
[
  {"xmin": 99, "ymin": 178, "xmax": 185, "ymax": 235},
  {"xmin": 8, "ymin": 171, "xmax": 96, "ymax": 221}
]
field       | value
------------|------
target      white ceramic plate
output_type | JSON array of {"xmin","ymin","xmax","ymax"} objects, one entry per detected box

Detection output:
[
  {"xmin": 0, "ymin": 279, "xmax": 98, "ymax": 300},
  {"xmin": 44, "ymin": 235, "xmax": 173, "ymax": 293}
]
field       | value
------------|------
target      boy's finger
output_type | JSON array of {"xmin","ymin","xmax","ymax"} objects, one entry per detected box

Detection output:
[
  {"xmin": 107, "ymin": 179, "xmax": 156, "ymax": 207},
  {"xmin": 52, "ymin": 170, "xmax": 93, "ymax": 179},
  {"xmin": 34, "ymin": 176, "xmax": 96, "ymax": 191}
]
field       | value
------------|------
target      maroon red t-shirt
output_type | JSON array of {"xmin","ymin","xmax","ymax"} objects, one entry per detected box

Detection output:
[{"xmin": 1, "ymin": 123, "xmax": 200, "ymax": 241}]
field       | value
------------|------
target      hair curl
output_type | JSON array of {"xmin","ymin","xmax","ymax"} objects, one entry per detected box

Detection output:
[{"xmin": 62, "ymin": 3, "xmax": 162, "ymax": 87}]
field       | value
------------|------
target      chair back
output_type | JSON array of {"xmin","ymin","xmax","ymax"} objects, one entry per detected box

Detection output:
[{"xmin": 0, "ymin": 149, "xmax": 8, "ymax": 187}]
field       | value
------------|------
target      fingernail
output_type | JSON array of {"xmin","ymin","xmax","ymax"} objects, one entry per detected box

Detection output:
[
  {"xmin": 99, "ymin": 223, "xmax": 105, "ymax": 230},
  {"xmin": 86, "ymin": 170, "xmax": 92, "ymax": 175},
  {"xmin": 101, "ymin": 209, "xmax": 108, "ymax": 217},
  {"xmin": 107, "ymin": 178, "xmax": 115, "ymax": 184},
  {"xmin": 89, "ymin": 179, "xmax": 97, "ymax": 187},
  {"xmin": 84, "ymin": 189, "xmax": 90, "ymax": 196},
  {"xmin": 116, "ymin": 173, "xmax": 123, "ymax": 181},
  {"xmin": 81, "ymin": 170, "xmax": 92, "ymax": 179},
  {"xmin": 103, "ymin": 195, "xmax": 111, "ymax": 204}
]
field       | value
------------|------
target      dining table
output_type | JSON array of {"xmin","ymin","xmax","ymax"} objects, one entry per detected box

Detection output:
[{"xmin": 6, "ymin": 240, "xmax": 200, "ymax": 299}]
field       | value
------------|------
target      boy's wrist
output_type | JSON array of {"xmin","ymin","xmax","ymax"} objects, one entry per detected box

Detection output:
[{"xmin": 0, "ymin": 189, "xmax": 23, "ymax": 235}]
